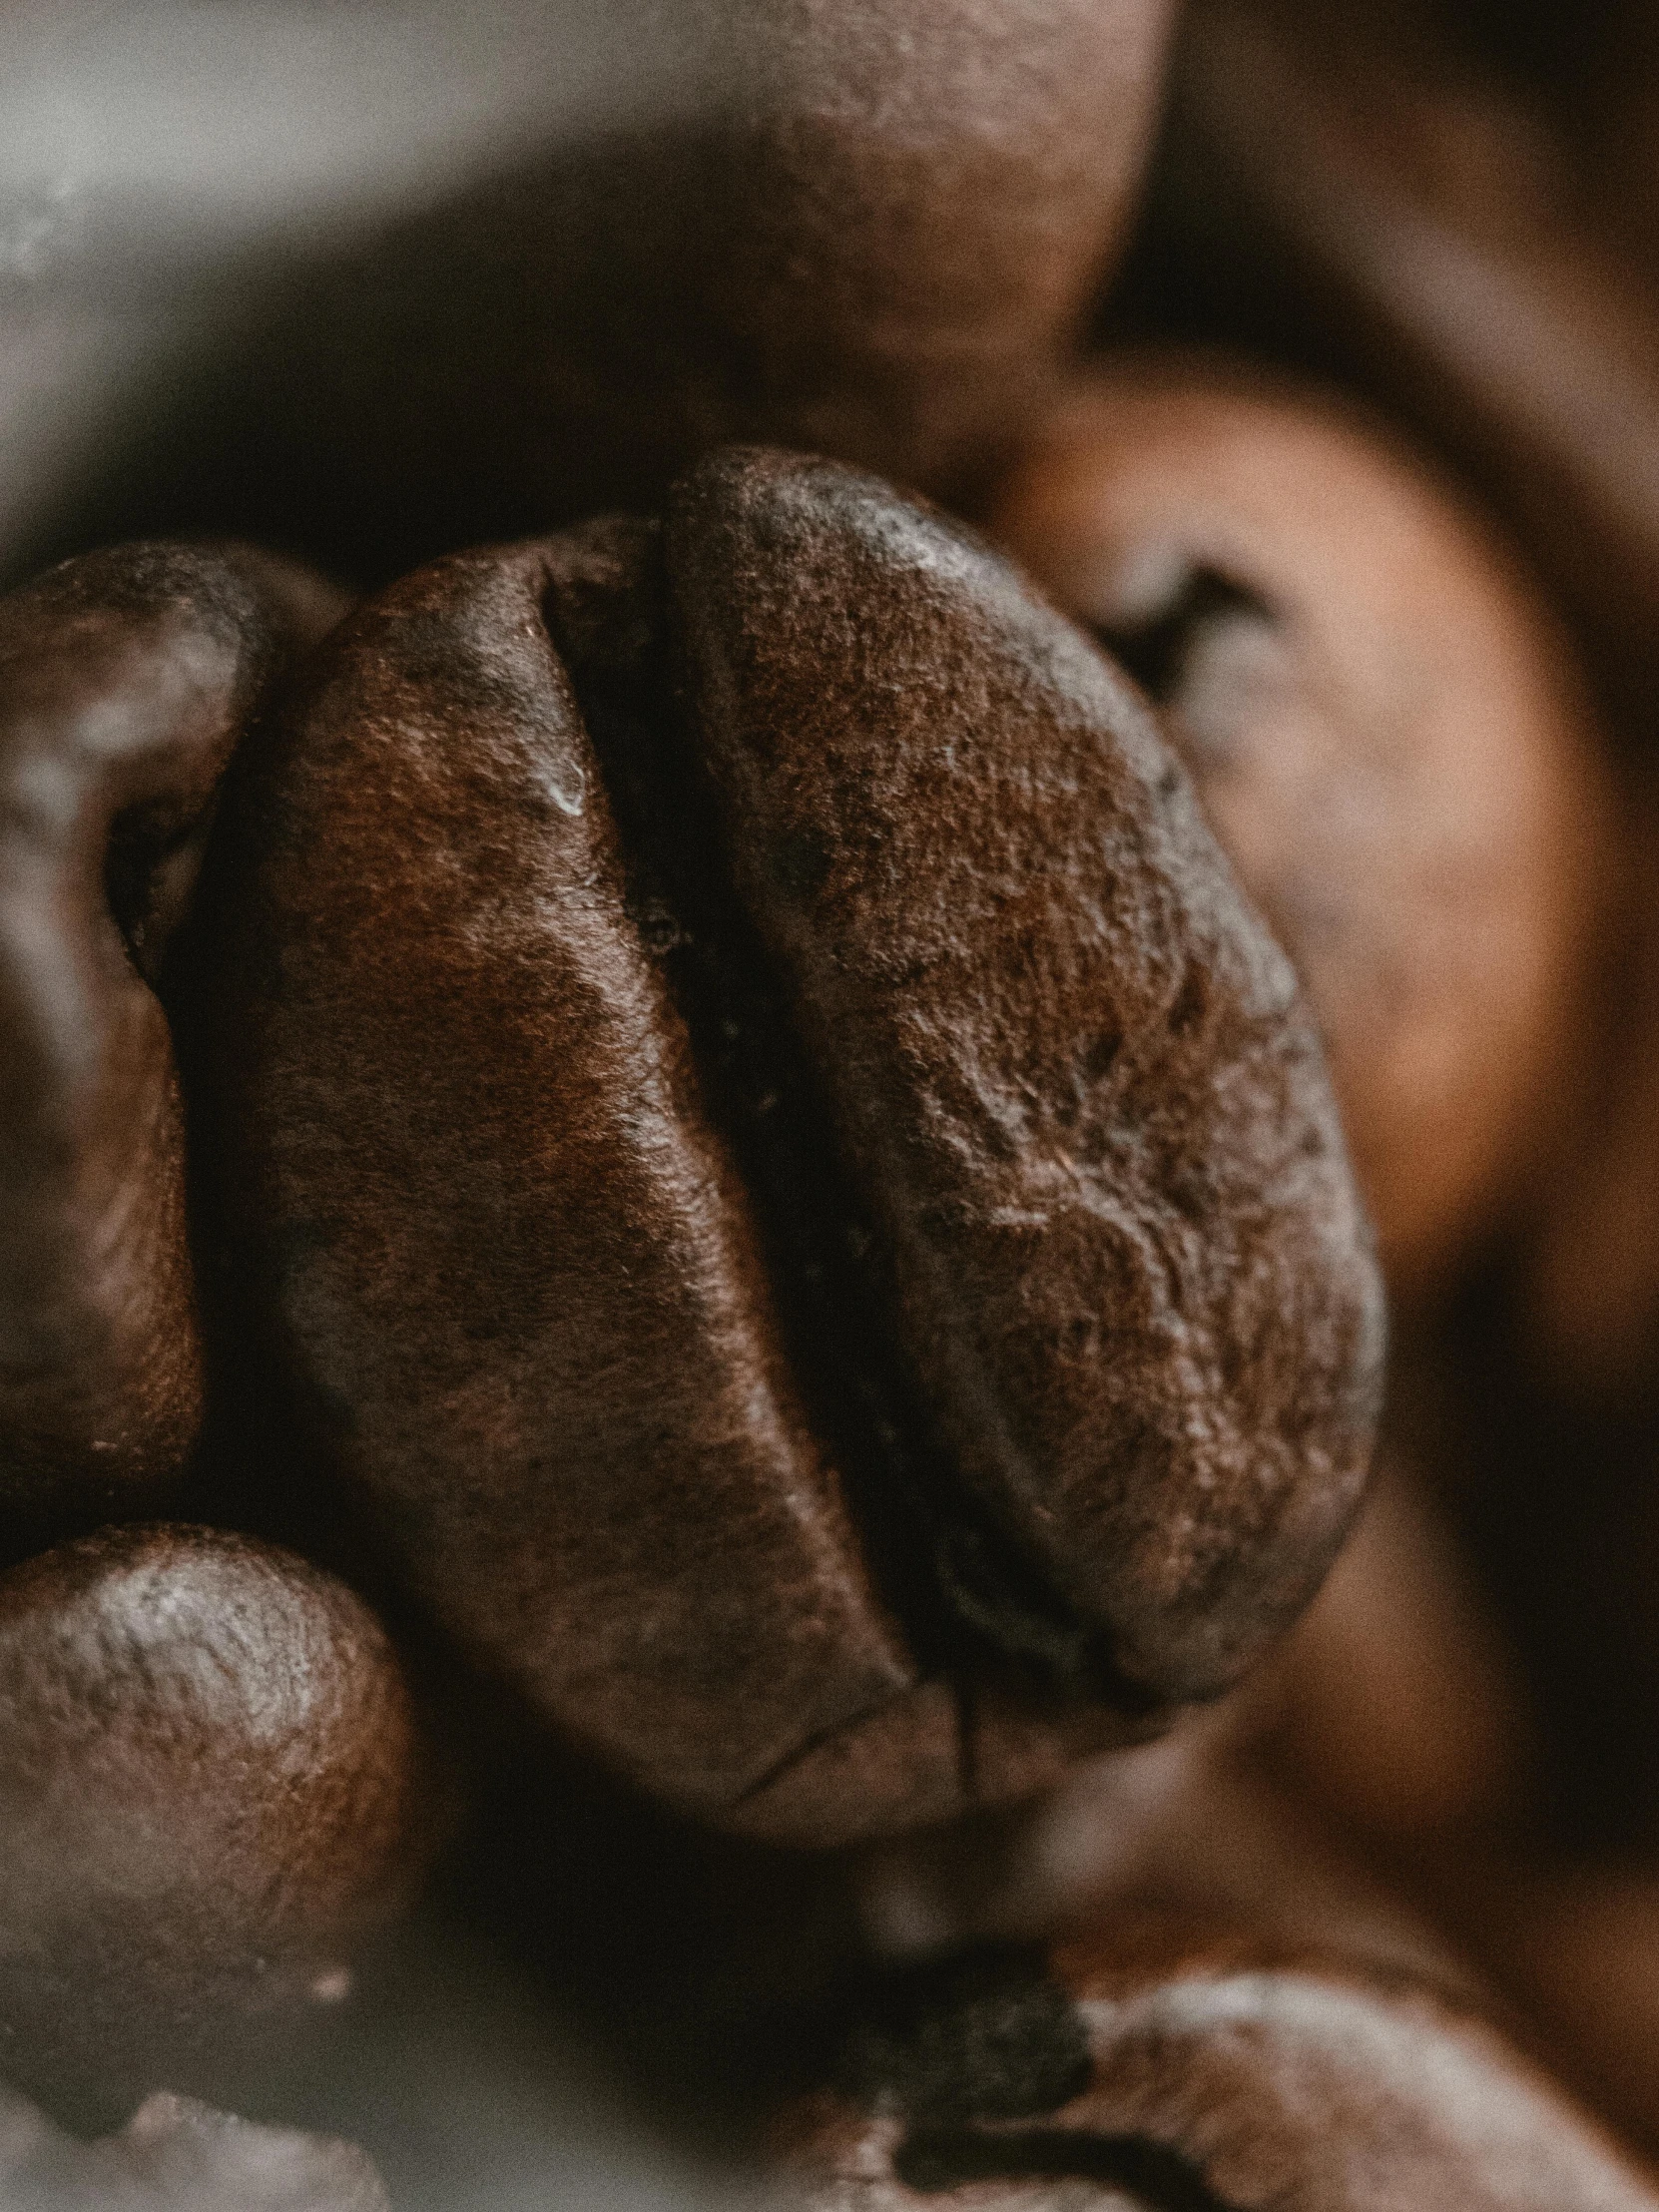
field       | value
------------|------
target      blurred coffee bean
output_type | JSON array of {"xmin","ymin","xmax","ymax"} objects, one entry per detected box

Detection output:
[
  {"xmin": 0, "ymin": 541, "xmax": 344, "ymax": 1540},
  {"xmin": 1140, "ymin": 0, "xmax": 1659, "ymax": 744}
]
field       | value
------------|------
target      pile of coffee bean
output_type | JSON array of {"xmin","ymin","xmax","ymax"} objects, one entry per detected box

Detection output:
[{"xmin": 5, "ymin": 2, "xmax": 1659, "ymax": 2206}]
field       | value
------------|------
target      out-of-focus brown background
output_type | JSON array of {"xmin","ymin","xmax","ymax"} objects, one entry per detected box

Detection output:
[{"xmin": 11, "ymin": 1, "xmax": 1659, "ymax": 2203}]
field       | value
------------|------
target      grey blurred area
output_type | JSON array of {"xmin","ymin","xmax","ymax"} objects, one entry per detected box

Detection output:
[
  {"xmin": 246, "ymin": 1908, "xmax": 737, "ymax": 2212},
  {"xmin": 0, "ymin": 0, "xmax": 716, "ymax": 585},
  {"xmin": 0, "ymin": 1903, "xmax": 743, "ymax": 2210}
]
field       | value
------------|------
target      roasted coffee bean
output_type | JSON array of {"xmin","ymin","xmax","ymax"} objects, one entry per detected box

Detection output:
[
  {"xmin": 0, "ymin": 2085, "xmax": 386, "ymax": 2212},
  {"xmin": 0, "ymin": 544, "xmax": 345, "ymax": 1533},
  {"xmin": 0, "ymin": 1524, "xmax": 427, "ymax": 2127},
  {"xmin": 987, "ymin": 358, "xmax": 1608, "ymax": 1287},
  {"xmin": 769, "ymin": 1921, "xmax": 1659, "ymax": 2209},
  {"xmin": 1150, "ymin": 0, "xmax": 1659, "ymax": 741},
  {"xmin": 195, "ymin": 448, "xmax": 1382, "ymax": 1848}
]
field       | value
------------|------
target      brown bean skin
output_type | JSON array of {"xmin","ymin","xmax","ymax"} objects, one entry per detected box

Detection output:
[
  {"xmin": 1155, "ymin": 0, "xmax": 1659, "ymax": 743},
  {"xmin": 0, "ymin": 543, "xmax": 344, "ymax": 1534},
  {"xmin": 195, "ymin": 449, "xmax": 1381, "ymax": 1849},
  {"xmin": 986, "ymin": 360, "xmax": 1609, "ymax": 1289},
  {"xmin": 0, "ymin": 1524, "xmax": 427, "ymax": 2128}
]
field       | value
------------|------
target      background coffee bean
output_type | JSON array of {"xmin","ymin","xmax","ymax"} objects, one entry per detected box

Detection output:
[
  {"xmin": 0, "ymin": 1524, "xmax": 428, "ymax": 2128},
  {"xmin": 1136, "ymin": 0, "xmax": 1659, "ymax": 746},
  {"xmin": 0, "ymin": 543, "xmax": 344, "ymax": 1538}
]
